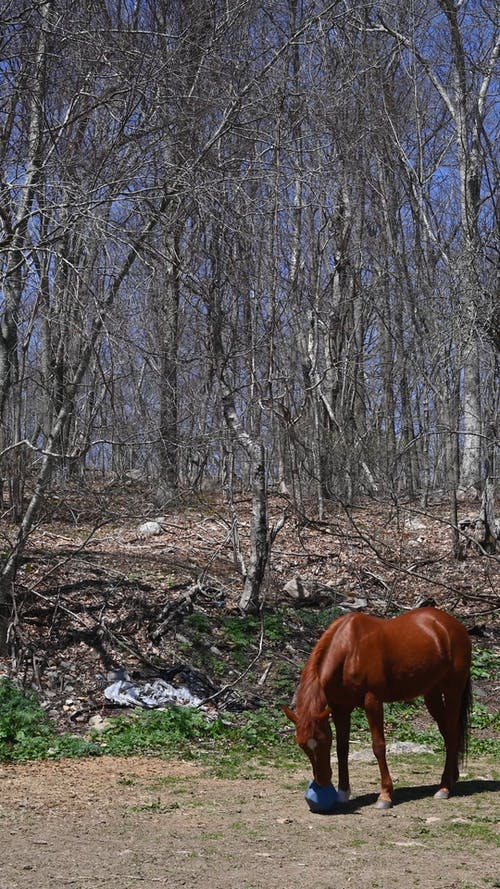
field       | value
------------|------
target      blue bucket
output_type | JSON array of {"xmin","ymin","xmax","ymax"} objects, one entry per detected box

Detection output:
[{"xmin": 305, "ymin": 780, "xmax": 338, "ymax": 814}]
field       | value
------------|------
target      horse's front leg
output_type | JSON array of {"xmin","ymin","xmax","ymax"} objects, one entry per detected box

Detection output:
[
  {"xmin": 364, "ymin": 692, "xmax": 393, "ymax": 809},
  {"xmin": 332, "ymin": 708, "xmax": 351, "ymax": 802}
]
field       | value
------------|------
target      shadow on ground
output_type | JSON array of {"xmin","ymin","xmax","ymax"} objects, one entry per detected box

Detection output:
[{"xmin": 316, "ymin": 779, "xmax": 500, "ymax": 815}]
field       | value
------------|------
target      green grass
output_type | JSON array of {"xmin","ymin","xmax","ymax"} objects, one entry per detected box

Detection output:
[
  {"xmin": 420, "ymin": 818, "xmax": 500, "ymax": 848},
  {"xmin": 1, "ymin": 675, "xmax": 498, "ymax": 770},
  {"xmin": 219, "ymin": 606, "xmax": 345, "ymax": 652},
  {"xmin": 0, "ymin": 676, "xmax": 295, "ymax": 768},
  {"xmin": 94, "ymin": 705, "xmax": 300, "ymax": 779},
  {"xmin": 471, "ymin": 647, "xmax": 500, "ymax": 681},
  {"xmin": 298, "ymin": 606, "xmax": 345, "ymax": 633},
  {"xmin": 0, "ymin": 679, "xmax": 100, "ymax": 762},
  {"xmin": 129, "ymin": 798, "xmax": 180, "ymax": 814},
  {"xmin": 221, "ymin": 613, "xmax": 288, "ymax": 648},
  {"xmin": 185, "ymin": 612, "xmax": 212, "ymax": 634}
]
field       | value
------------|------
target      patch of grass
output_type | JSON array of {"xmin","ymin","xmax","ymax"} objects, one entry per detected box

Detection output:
[
  {"xmin": 46, "ymin": 733, "xmax": 102, "ymax": 759},
  {"xmin": 95, "ymin": 705, "xmax": 227, "ymax": 758},
  {"xmin": 417, "ymin": 816, "xmax": 499, "ymax": 850},
  {"xmin": 273, "ymin": 661, "xmax": 297, "ymax": 695},
  {"xmin": 185, "ymin": 612, "xmax": 212, "ymax": 634},
  {"xmin": 384, "ymin": 699, "xmax": 439, "ymax": 747},
  {"xmin": 210, "ymin": 658, "xmax": 227, "ymax": 677},
  {"xmin": 470, "ymin": 702, "xmax": 500, "ymax": 731},
  {"xmin": 443, "ymin": 820, "xmax": 499, "ymax": 845},
  {"xmin": 471, "ymin": 648, "xmax": 500, "ymax": 681},
  {"xmin": 204, "ymin": 709, "xmax": 302, "ymax": 778},
  {"xmin": 348, "ymin": 707, "xmax": 372, "ymax": 743},
  {"xmin": 299, "ymin": 606, "xmax": 345, "ymax": 634},
  {"xmin": 147, "ymin": 775, "xmax": 188, "ymax": 790},
  {"xmin": 382, "ymin": 697, "xmax": 500, "ymax": 759},
  {"xmin": 95, "ymin": 706, "xmax": 297, "ymax": 778},
  {"xmin": 0, "ymin": 679, "xmax": 101, "ymax": 762},
  {"xmin": 130, "ymin": 799, "xmax": 180, "ymax": 814},
  {"xmin": 215, "ymin": 611, "xmax": 299, "ymax": 674},
  {"xmin": 117, "ymin": 776, "xmax": 138, "ymax": 786},
  {"xmin": 0, "ymin": 675, "xmax": 296, "ymax": 773},
  {"xmin": 2, "ymin": 673, "xmax": 498, "ymax": 777},
  {"xmin": 0, "ymin": 679, "xmax": 53, "ymax": 758},
  {"xmin": 221, "ymin": 613, "xmax": 290, "ymax": 649},
  {"xmin": 468, "ymin": 736, "xmax": 500, "ymax": 757},
  {"xmin": 221, "ymin": 615, "xmax": 259, "ymax": 649},
  {"xmin": 467, "ymin": 702, "xmax": 500, "ymax": 758}
]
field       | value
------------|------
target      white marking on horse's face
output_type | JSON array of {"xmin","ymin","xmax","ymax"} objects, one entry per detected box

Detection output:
[{"xmin": 306, "ymin": 738, "xmax": 317, "ymax": 751}]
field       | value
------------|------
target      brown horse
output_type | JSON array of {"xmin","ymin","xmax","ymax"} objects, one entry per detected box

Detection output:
[{"xmin": 284, "ymin": 607, "xmax": 472, "ymax": 810}]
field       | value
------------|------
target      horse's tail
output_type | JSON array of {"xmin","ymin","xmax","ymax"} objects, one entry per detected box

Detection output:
[{"xmin": 458, "ymin": 674, "xmax": 473, "ymax": 764}]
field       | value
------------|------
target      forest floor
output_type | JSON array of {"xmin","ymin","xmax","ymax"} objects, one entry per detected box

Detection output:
[
  {"xmin": 1, "ymin": 481, "xmax": 498, "ymax": 725},
  {"xmin": 0, "ymin": 483, "xmax": 498, "ymax": 889}
]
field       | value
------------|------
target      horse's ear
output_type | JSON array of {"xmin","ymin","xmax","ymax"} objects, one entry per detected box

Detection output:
[{"xmin": 282, "ymin": 705, "xmax": 298, "ymax": 725}]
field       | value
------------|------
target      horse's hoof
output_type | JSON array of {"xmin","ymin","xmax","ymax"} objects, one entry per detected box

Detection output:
[
  {"xmin": 375, "ymin": 798, "xmax": 393, "ymax": 810},
  {"xmin": 336, "ymin": 789, "xmax": 351, "ymax": 803},
  {"xmin": 434, "ymin": 789, "xmax": 450, "ymax": 800}
]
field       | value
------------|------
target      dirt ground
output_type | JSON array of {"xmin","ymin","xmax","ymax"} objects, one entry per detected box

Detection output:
[{"xmin": 1, "ymin": 754, "xmax": 498, "ymax": 889}]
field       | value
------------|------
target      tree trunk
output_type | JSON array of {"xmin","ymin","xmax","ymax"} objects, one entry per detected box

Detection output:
[
  {"xmin": 239, "ymin": 442, "xmax": 269, "ymax": 612},
  {"xmin": 157, "ymin": 227, "xmax": 181, "ymax": 508},
  {"xmin": 0, "ymin": 2, "xmax": 49, "ymax": 503},
  {"xmin": 460, "ymin": 336, "xmax": 482, "ymax": 492}
]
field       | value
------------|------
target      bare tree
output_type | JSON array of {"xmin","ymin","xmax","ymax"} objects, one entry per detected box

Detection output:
[
  {"xmin": 372, "ymin": 1, "xmax": 499, "ymax": 493},
  {"xmin": 1, "ymin": 0, "xmax": 498, "ymax": 644}
]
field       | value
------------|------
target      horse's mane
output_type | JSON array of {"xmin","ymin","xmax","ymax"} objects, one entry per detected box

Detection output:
[
  {"xmin": 294, "ymin": 644, "xmax": 330, "ymax": 738},
  {"xmin": 293, "ymin": 615, "xmax": 352, "ymax": 737}
]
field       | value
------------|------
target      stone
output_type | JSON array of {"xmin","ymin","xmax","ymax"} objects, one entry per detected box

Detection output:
[
  {"xmin": 137, "ymin": 521, "xmax": 163, "ymax": 538},
  {"xmin": 88, "ymin": 714, "xmax": 111, "ymax": 732},
  {"xmin": 283, "ymin": 576, "xmax": 307, "ymax": 600}
]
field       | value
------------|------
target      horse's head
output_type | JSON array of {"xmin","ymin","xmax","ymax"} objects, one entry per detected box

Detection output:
[{"xmin": 283, "ymin": 704, "xmax": 333, "ymax": 785}]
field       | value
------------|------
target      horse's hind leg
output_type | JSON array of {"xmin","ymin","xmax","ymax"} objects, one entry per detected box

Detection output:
[
  {"xmin": 332, "ymin": 708, "xmax": 351, "ymax": 802},
  {"xmin": 364, "ymin": 692, "xmax": 393, "ymax": 808},
  {"xmin": 424, "ymin": 689, "xmax": 461, "ymax": 799}
]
